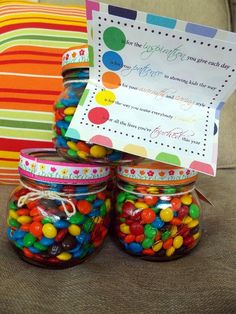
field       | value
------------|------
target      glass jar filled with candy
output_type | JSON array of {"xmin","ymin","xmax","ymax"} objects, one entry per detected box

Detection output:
[
  {"xmin": 115, "ymin": 161, "xmax": 201, "ymax": 261},
  {"xmin": 54, "ymin": 45, "xmax": 138, "ymax": 164},
  {"xmin": 6, "ymin": 148, "xmax": 111, "ymax": 269}
]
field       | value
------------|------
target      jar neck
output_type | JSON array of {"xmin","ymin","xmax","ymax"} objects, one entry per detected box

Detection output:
[
  {"xmin": 117, "ymin": 179, "xmax": 196, "ymax": 196},
  {"xmin": 20, "ymin": 176, "xmax": 107, "ymax": 194},
  {"xmin": 63, "ymin": 68, "xmax": 89, "ymax": 86}
]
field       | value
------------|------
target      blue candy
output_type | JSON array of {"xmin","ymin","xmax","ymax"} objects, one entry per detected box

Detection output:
[
  {"xmin": 107, "ymin": 151, "xmax": 123, "ymax": 161},
  {"xmin": 151, "ymin": 217, "xmax": 165, "ymax": 229},
  {"xmin": 56, "ymin": 120, "xmax": 70, "ymax": 129},
  {"xmin": 93, "ymin": 199, "xmax": 104, "ymax": 207},
  {"xmin": 76, "ymin": 232, "xmax": 90, "ymax": 244},
  {"xmin": 13, "ymin": 229, "xmax": 26, "ymax": 240},
  {"xmin": 88, "ymin": 210, "xmax": 100, "ymax": 217},
  {"xmin": 54, "ymin": 220, "xmax": 70, "ymax": 229},
  {"xmin": 39, "ymin": 237, "xmax": 54, "ymax": 246},
  {"xmin": 28, "ymin": 246, "xmax": 40, "ymax": 254},
  {"xmin": 7, "ymin": 227, "xmax": 15, "ymax": 241},
  {"xmin": 75, "ymin": 186, "xmax": 89, "ymax": 193},
  {"xmin": 128, "ymin": 242, "xmax": 143, "ymax": 254}
]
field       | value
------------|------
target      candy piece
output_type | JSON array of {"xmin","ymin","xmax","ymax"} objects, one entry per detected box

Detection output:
[
  {"xmin": 76, "ymin": 200, "xmax": 92, "ymax": 215},
  {"xmin": 56, "ymin": 252, "xmax": 72, "ymax": 261},
  {"xmin": 144, "ymin": 196, "xmax": 158, "ymax": 206},
  {"xmin": 8, "ymin": 218, "xmax": 20, "ymax": 229},
  {"xmin": 166, "ymin": 246, "xmax": 175, "ymax": 257},
  {"xmin": 163, "ymin": 238, "xmax": 173, "ymax": 250},
  {"xmin": 124, "ymin": 234, "xmax": 136, "ymax": 243},
  {"xmin": 62, "ymin": 235, "xmax": 77, "ymax": 251},
  {"xmin": 9, "ymin": 209, "xmax": 18, "ymax": 220},
  {"xmin": 29, "ymin": 222, "xmax": 43, "ymax": 238},
  {"xmin": 68, "ymin": 224, "xmax": 81, "ymax": 236},
  {"xmin": 76, "ymin": 142, "xmax": 90, "ymax": 154},
  {"xmin": 23, "ymin": 233, "xmax": 36, "ymax": 247},
  {"xmin": 171, "ymin": 198, "xmax": 181, "ymax": 210},
  {"xmin": 181, "ymin": 194, "xmax": 192, "ymax": 205},
  {"xmin": 144, "ymin": 224, "xmax": 157, "ymax": 238},
  {"xmin": 128, "ymin": 242, "xmax": 143, "ymax": 254},
  {"xmin": 159, "ymin": 208, "xmax": 173, "ymax": 222},
  {"xmin": 69, "ymin": 212, "xmax": 85, "ymax": 225},
  {"xmin": 141, "ymin": 208, "xmax": 156, "ymax": 224},
  {"xmin": 64, "ymin": 107, "xmax": 76, "ymax": 115},
  {"xmin": 33, "ymin": 242, "xmax": 48, "ymax": 251},
  {"xmin": 151, "ymin": 217, "xmax": 164, "ymax": 229},
  {"xmin": 48, "ymin": 244, "xmax": 63, "ymax": 256},
  {"xmin": 90, "ymin": 145, "xmax": 107, "ymax": 158},
  {"xmin": 189, "ymin": 204, "xmax": 200, "ymax": 219},
  {"xmin": 188, "ymin": 219, "xmax": 199, "ymax": 229},
  {"xmin": 42, "ymin": 223, "xmax": 57, "ymax": 239},
  {"xmin": 152, "ymin": 241, "xmax": 163, "ymax": 252},
  {"xmin": 135, "ymin": 202, "xmax": 148, "ymax": 209},
  {"xmin": 142, "ymin": 238, "xmax": 154, "ymax": 249},
  {"xmin": 120, "ymin": 223, "xmax": 130, "ymax": 234},
  {"xmin": 130, "ymin": 222, "xmax": 144, "ymax": 235},
  {"xmin": 173, "ymin": 235, "xmax": 183, "ymax": 249}
]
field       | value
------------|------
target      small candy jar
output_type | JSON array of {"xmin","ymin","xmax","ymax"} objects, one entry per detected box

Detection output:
[
  {"xmin": 6, "ymin": 148, "xmax": 111, "ymax": 269},
  {"xmin": 54, "ymin": 45, "xmax": 138, "ymax": 164},
  {"xmin": 115, "ymin": 161, "xmax": 201, "ymax": 261}
]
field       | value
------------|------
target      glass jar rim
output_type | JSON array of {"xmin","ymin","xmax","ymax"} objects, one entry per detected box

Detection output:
[{"xmin": 19, "ymin": 148, "xmax": 111, "ymax": 185}]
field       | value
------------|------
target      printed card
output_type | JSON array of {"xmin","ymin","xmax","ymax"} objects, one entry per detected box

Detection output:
[{"xmin": 67, "ymin": 0, "xmax": 236, "ymax": 175}]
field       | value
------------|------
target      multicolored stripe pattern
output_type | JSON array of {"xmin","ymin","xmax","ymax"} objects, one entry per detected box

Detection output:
[{"xmin": 0, "ymin": 1, "xmax": 87, "ymax": 184}]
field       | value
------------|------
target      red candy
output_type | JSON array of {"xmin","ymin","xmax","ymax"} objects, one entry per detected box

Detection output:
[
  {"xmin": 141, "ymin": 208, "xmax": 156, "ymax": 224},
  {"xmin": 76, "ymin": 200, "xmax": 92, "ymax": 215},
  {"xmin": 29, "ymin": 221, "xmax": 43, "ymax": 237},
  {"xmin": 130, "ymin": 222, "xmax": 144, "ymax": 235},
  {"xmin": 144, "ymin": 195, "xmax": 158, "ymax": 206}
]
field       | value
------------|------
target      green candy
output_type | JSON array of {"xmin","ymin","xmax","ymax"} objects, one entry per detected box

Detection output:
[
  {"xmin": 119, "ymin": 217, "xmax": 126, "ymax": 223},
  {"xmin": 8, "ymin": 218, "xmax": 20, "ymax": 228},
  {"xmin": 117, "ymin": 192, "xmax": 126, "ymax": 203},
  {"xmin": 126, "ymin": 194, "xmax": 137, "ymax": 201},
  {"xmin": 83, "ymin": 219, "xmax": 94, "ymax": 233},
  {"xmin": 69, "ymin": 212, "xmax": 85, "ymax": 225},
  {"xmin": 189, "ymin": 204, "xmax": 200, "ymax": 219},
  {"xmin": 161, "ymin": 230, "xmax": 171, "ymax": 241},
  {"xmin": 65, "ymin": 115, "xmax": 73, "ymax": 123},
  {"xmin": 42, "ymin": 217, "xmax": 53, "ymax": 224},
  {"xmin": 86, "ymin": 194, "xmax": 96, "ymax": 202},
  {"xmin": 55, "ymin": 101, "xmax": 64, "ymax": 109},
  {"xmin": 142, "ymin": 238, "xmax": 154, "ymax": 249},
  {"xmin": 23, "ymin": 233, "xmax": 36, "ymax": 247},
  {"xmin": 144, "ymin": 224, "xmax": 157, "ymax": 238},
  {"xmin": 116, "ymin": 203, "xmax": 123, "ymax": 214},
  {"xmin": 33, "ymin": 242, "xmax": 47, "ymax": 251},
  {"xmin": 100, "ymin": 203, "xmax": 107, "ymax": 217},
  {"xmin": 124, "ymin": 184, "xmax": 135, "ymax": 191},
  {"xmin": 67, "ymin": 149, "xmax": 78, "ymax": 158},
  {"xmin": 61, "ymin": 128, "xmax": 67, "ymax": 137},
  {"xmin": 151, "ymin": 206, "xmax": 161, "ymax": 214},
  {"xmin": 15, "ymin": 242, "xmax": 23, "ymax": 250},
  {"xmin": 9, "ymin": 201, "xmax": 18, "ymax": 211},
  {"xmin": 164, "ymin": 187, "xmax": 177, "ymax": 194}
]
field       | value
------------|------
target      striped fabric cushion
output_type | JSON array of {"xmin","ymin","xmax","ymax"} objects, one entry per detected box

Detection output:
[{"xmin": 0, "ymin": 1, "xmax": 87, "ymax": 184}]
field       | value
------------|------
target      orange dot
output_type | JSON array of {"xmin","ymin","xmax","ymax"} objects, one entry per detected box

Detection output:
[{"xmin": 102, "ymin": 72, "xmax": 121, "ymax": 89}]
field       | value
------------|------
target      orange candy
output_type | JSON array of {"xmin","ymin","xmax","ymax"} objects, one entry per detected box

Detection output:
[
  {"xmin": 76, "ymin": 142, "xmax": 90, "ymax": 154},
  {"xmin": 16, "ymin": 208, "xmax": 30, "ymax": 216},
  {"xmin": 29, "ymin": 221, "xmax": 43, "ymax": 237},
  {"xmin": 144, "ymin": 195, "xmax": 158, "ymax": 206},
  {"xmin": 170, "ymin": 217, "xmax": 182, "ymax": 225},
  {"xmin": 76, "ymin": 200, "xmax": 92, "ymax": 215},
  {"xmin": 141, "ymin": 208, "xmax": 156, "ymax": 224},
  {"xmin": 124, "ymin": 234, "xmax": 135, "ymax": 243},
  {"xmin": 163, "ymin": 238, "xmax": 173, "ymax": 250},
  {"xmin": 142, "ymin": 249, "xmax": 155, "ymax": 256},
  {"xmin": 135, "ymin": 234, "xmax": 145, "ymax": 242},
  {"xmin": 20, "ymin": 223, "xmax": 31, "ymax": 232},
  {"xmin": 171, "ymin": 198, "xmax": 182, "ymax": 211}
]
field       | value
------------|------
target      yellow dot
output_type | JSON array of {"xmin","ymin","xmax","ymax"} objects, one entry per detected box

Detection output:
[
  {"xmin": 95, "ymin": 90, "xmax": 116, "ymax": 106},
  {"xmin": 123, "ymin": 144, "xmax": 147, "ymax": 157}
]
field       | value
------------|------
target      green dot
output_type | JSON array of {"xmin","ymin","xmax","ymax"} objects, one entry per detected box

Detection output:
[{"xmin": 103, "ymin": 27, "xmax": 126, "ymax": 51}]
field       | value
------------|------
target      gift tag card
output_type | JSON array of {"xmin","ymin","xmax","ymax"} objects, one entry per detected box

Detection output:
[{"xmin": 67, "ymin": 0, "xmax": 236, "ymax": 175}]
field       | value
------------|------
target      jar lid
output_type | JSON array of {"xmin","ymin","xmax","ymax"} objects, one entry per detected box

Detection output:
[
  {"xmin": 117, "ymin": 160, "xmax": 198, "ymax": 185},
  {"xmin": 19, "ymin": 148, "xmax": 110, "ymax": 185},
  {"xmin": 62, "ymin": 45, "xmax": 89, "ymax": 74}
]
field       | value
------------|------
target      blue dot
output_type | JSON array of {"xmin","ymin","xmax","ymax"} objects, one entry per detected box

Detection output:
[{"xmin": 102, "ymin": 51, "xmax": 123, "ymax": 71}]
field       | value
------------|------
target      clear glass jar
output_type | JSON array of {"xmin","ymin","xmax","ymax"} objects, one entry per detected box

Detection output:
[
  {"xmin": 115, "ymin": 161, "xmax": 201, "ymax": 261},
  {"xmin": 53, "ymin": 45, "xmax": 138, "ymax": 164},
  {"xmin": 6, "ymin": 149, "xmax": 111, "ymax": 269}
]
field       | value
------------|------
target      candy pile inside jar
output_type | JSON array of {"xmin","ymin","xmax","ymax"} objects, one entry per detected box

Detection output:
[
  {"xmin": 115, "ymin": 161, "xmax": 201, "ymax": 261},
  {"xmin": 53, "ymin": 45, "xmax": 139, "ymax": 164},
  {"xmin": 6, "ymin": 149, "xmax": 111, "ymax": 268}
]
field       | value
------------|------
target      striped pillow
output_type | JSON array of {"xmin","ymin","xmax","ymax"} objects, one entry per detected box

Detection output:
[{"xmin": 0, "ymin": 1, "xmax": 87, "ymax": 184}]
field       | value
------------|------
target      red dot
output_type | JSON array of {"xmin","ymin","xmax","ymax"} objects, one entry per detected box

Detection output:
[{"xmin": 88, "ymin": 107, "xmax": 109, "ymax": 125}]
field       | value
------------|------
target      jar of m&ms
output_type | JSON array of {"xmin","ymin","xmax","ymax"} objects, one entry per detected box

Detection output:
[
  {"xmin": 6, "ymin": 148, "xmax": 111, "ymax": 268},
  {"xmin": 115, "ymin": 161, "xmax": 201, "ymax": 261},
  {"xmin": 54, "ymin": 45, "xmax": 137, "ymax": 164}
]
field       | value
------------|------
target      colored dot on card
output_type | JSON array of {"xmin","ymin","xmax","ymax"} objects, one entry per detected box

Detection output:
[
  {"xmin": 103, "ymin": 27, "xmax": 126, "ymax": 51},
  {"xmin": 102, "ymin": 51, "xmax": 123, "ymax": 71},
  {"xmin": 90, "ymin": 135, "xmax": 113, "ymax": 147},
  {"xmin": 88, "ymin": 107, "xmax": 109, "ymax": 125},
  {"xmin": 102, "ymin": 72, "xmax": 121, "ymax": 89},
  {"xmin": 95, "ymin": 90, "xmax": 116, "ymax": 106}
]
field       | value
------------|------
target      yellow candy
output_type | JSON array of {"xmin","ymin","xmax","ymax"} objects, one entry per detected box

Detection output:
[
  {"xmin": 160, "ymin": 208, "xmax": 173, "ymax": 222},
  {"xmin": 90, "ymin": 145, "xmax": 107, "ymax": 158},
  {"xmin": 182, "ymin": 216, "xmax": 193, "ymax": 224},
  {"xmin": 193, "ymin": 232, "xmax": 201, "ymax": 240},
  {"xmin": 17, "ymin": 215, "xmax": 32, "ymax": 224},
  {"xmin": 105, "ymin": 198, "xmax": 111, "ymax": 211},
  {"xmin": 166, "ymin": 246, "xmax": 175, "ymax": 257},
  {"xmin": 68, "ymin": 224, "xmax": 81, "ymax": 236},
  {"xmin": 147, "ymin": 187, "xmax": 159, "ymax": 194},
  {"xmin": 9, "ymin": 209, "xmax": 18, "ymax": 220},
  {"xmin": 94, "ymin": 217, "xmax": 103, "ymax": 224},
  {"xmin": 152, "ymin": 241, "xmax": 163, "ymax": 252},
  {"xmin": 173, "ymin": 235, "xmax": 183, "ymax": 249},
  {"xmin": 135, "ymin": 202, "xmax": 148, "ymax": 209},
  {"xmin": 77, "ymin": 151, "xmax": 88, "ymax": 159},
  {"xmin": 170, "ymin": 225, "xmax": 178, "ymax": 237},
  {"xmin": 67, "ymin": 141, "xmax": 79, "ymax": 151},
  {"xmin": 57, "ymin": 252, "xmax": 72, "ymax": 261},
  {"xmin": 126, "ymin": 199, "xmax": 135, "ymax": 204},
  {"xmin": 188, "ymin": 219, "xmax": 199, "ymax": 229},
  {"xmin": 120, "ymin": 223, "xmax": 130, "ymax": 234},
  {"xmin": 42, "ymin": 223, "xmax": 57, "ymax": 238},
  {"xmin": 64, "ymin": 107, "xmax": 76, "ymax": 115},
  {"xmin": 180, "ymin": 194, "xmax": 192, "ymax": 205}
]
